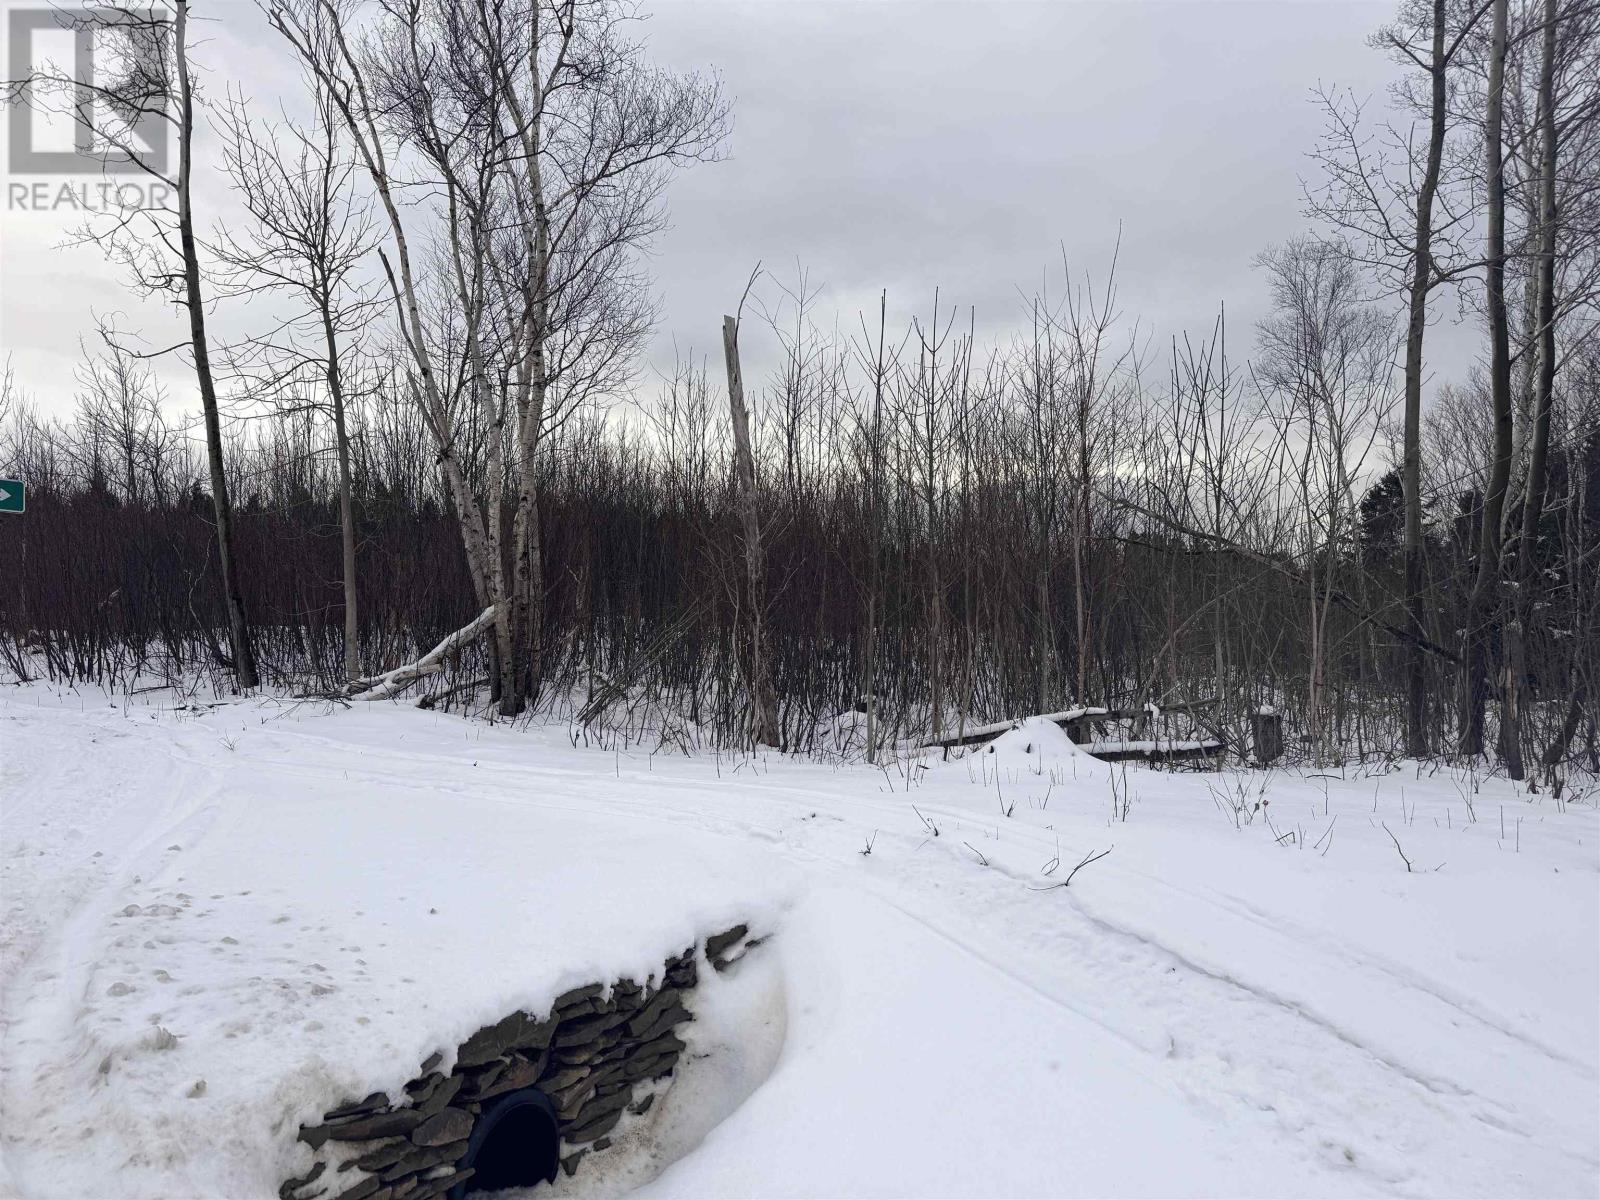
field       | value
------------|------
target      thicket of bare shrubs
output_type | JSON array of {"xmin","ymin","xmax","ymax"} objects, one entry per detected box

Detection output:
[{"xmin": 2, "ymin": 300, "xmax": 1595, "ymax": 772}]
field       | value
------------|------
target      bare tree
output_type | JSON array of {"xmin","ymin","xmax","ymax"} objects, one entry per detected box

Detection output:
[
  {"xmin": 722, "ymin": 303, "xmax": 779, "ymax": 747},
  {"xmin": 4, "ymin": 2, "xmax": 258, "ymax": 687},
  {"xmin": 853, "ymin": 291, "xmax": 893, "ymax": 761},
  {"xmin": 1500, "ymin": 0, "xmax": 1600, "ymax": 776},
  {"xmin": 269, "ymin": 0, "xmax": 728, "ymax": 713},
  {"xmin": 1254, "ymin": 237, "xmax": 1399, "ymax": 758},
  {"xmin": 1458, "ymin": 0, "xmax": 1516, "ymax": 757},
  {"xmin": 890, "ymin": 292, "xmax": 961, "ymax": 739},
  {"xmin": 1308, "ymin": 0, "xmax": 1491, "ymax": 756},
  {"xmin": 213, "ymin": 88, "xmax": 380, "ymax": 684},
  {"xmin": 72, "ymin": 330, "xmax": 182, "ymax": 506}
]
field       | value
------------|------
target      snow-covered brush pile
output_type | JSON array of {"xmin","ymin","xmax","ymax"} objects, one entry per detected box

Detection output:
[
  {"xmin": 1, "ymin": 683, "xmax": 1596, "ymax": 1199},
  {"xmin": 950, "ymin": 715, "xmax": 1097, "ymax": 771}
]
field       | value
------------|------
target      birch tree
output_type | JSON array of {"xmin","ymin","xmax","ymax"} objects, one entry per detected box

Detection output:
[{"xmin": 269, "ymin": 0, "xmax": 728, "ymax": 713}]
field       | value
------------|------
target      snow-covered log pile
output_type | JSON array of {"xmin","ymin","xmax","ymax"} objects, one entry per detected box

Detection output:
[
  {"xmin": 920, "ymin": 707, "xmax": 1110, "ymax": 751},
  {"xmin": 284, "ymin": 925, "xmax": 758, "ymax": 1200},
  {"xmin": 925, "ymin": 702, "xmax": 1229, "ymax": 763}
]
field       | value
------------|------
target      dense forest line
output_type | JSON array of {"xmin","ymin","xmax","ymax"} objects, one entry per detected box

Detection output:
[
  {"xmin": 1, "ymin": 0, "xmax": 1597, "ymax": 781},
  {"xmin": 3, "ymin": 307, "xmax": 1596, "ymax": 771}
]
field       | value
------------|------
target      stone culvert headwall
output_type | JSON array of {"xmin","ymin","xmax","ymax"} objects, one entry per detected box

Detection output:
[{"xmin": 281, "ymin": 924, "xmax": 759, "ymax": 1200}]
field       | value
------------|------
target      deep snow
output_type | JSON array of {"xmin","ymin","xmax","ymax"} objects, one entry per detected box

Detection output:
[{"xmin": 1, "ymin": 689, "xmax": 1596, "ymax": 1199}]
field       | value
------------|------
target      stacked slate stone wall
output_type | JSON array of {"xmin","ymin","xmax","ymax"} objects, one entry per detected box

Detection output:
[{"xmin": 281, "ymin": 924, "xmax": 757, "ymax": 1200}]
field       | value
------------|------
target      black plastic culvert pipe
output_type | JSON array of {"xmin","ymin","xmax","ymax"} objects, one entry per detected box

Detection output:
[{"xmin": 449, "ymin": 1086, "xmax": 561, "ymax": 1198}]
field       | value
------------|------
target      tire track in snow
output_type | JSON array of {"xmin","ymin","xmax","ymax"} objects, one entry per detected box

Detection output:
[
  {"xmin": 0, "ymin": 699, "xmax": 229, "ymax": 1197},
  {"xmin": 849, "ymin": 789, "xmax": 1598, "ymax": 1192},
  {"xmin": 228, "ymin": 713, "xmax": 1595, "ymax": 1196}
]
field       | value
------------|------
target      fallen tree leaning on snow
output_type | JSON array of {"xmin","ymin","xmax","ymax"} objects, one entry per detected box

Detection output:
[{"xmin": 346, "ymin": 607, "xmax": 496, "ymax": 701}]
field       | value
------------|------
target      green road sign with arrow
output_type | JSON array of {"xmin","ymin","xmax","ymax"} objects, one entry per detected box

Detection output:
[{"xmin": 0, "ymin": 479, "xmax": 25, "ymax": 513}]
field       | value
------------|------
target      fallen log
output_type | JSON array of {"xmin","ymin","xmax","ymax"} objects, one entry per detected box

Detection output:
[
  {"xmin": 1091, "ymin": 738, "xmax": 1225, "ymax": 763},
  {"xmin": 346, "ymin": 606, "xmax": 496, "ymax": 701}
]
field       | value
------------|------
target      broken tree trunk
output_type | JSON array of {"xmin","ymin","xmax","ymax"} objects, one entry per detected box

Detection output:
[{"xmin": 723, "ymin": 313, "xmax": 781, "ymax": 748}]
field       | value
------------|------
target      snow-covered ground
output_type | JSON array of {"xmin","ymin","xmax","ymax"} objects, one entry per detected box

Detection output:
[{"xmin": 1, "ymin": 684, "xmax": 1596, "ymax": 1200}]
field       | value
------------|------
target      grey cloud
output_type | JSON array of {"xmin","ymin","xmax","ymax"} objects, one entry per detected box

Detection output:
[{"xmin": 1, "ymin": 0, "xmax": 1484, "ymax": 414}]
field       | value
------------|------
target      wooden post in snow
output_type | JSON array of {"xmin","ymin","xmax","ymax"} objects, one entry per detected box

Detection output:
[{"xmin": 723, "ymin": 313, "xmax": 781, "ymax": 748}]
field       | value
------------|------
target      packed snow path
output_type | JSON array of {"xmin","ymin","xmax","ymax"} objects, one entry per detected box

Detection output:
[{"xmin": 1, "ymin": 685, "xmax": 1596, "ymax": 1199}]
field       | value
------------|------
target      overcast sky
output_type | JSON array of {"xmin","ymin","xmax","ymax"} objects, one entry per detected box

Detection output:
[{"xmin": 0, "ymin": 0, "xmax": 1482, "ymax": 418}]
